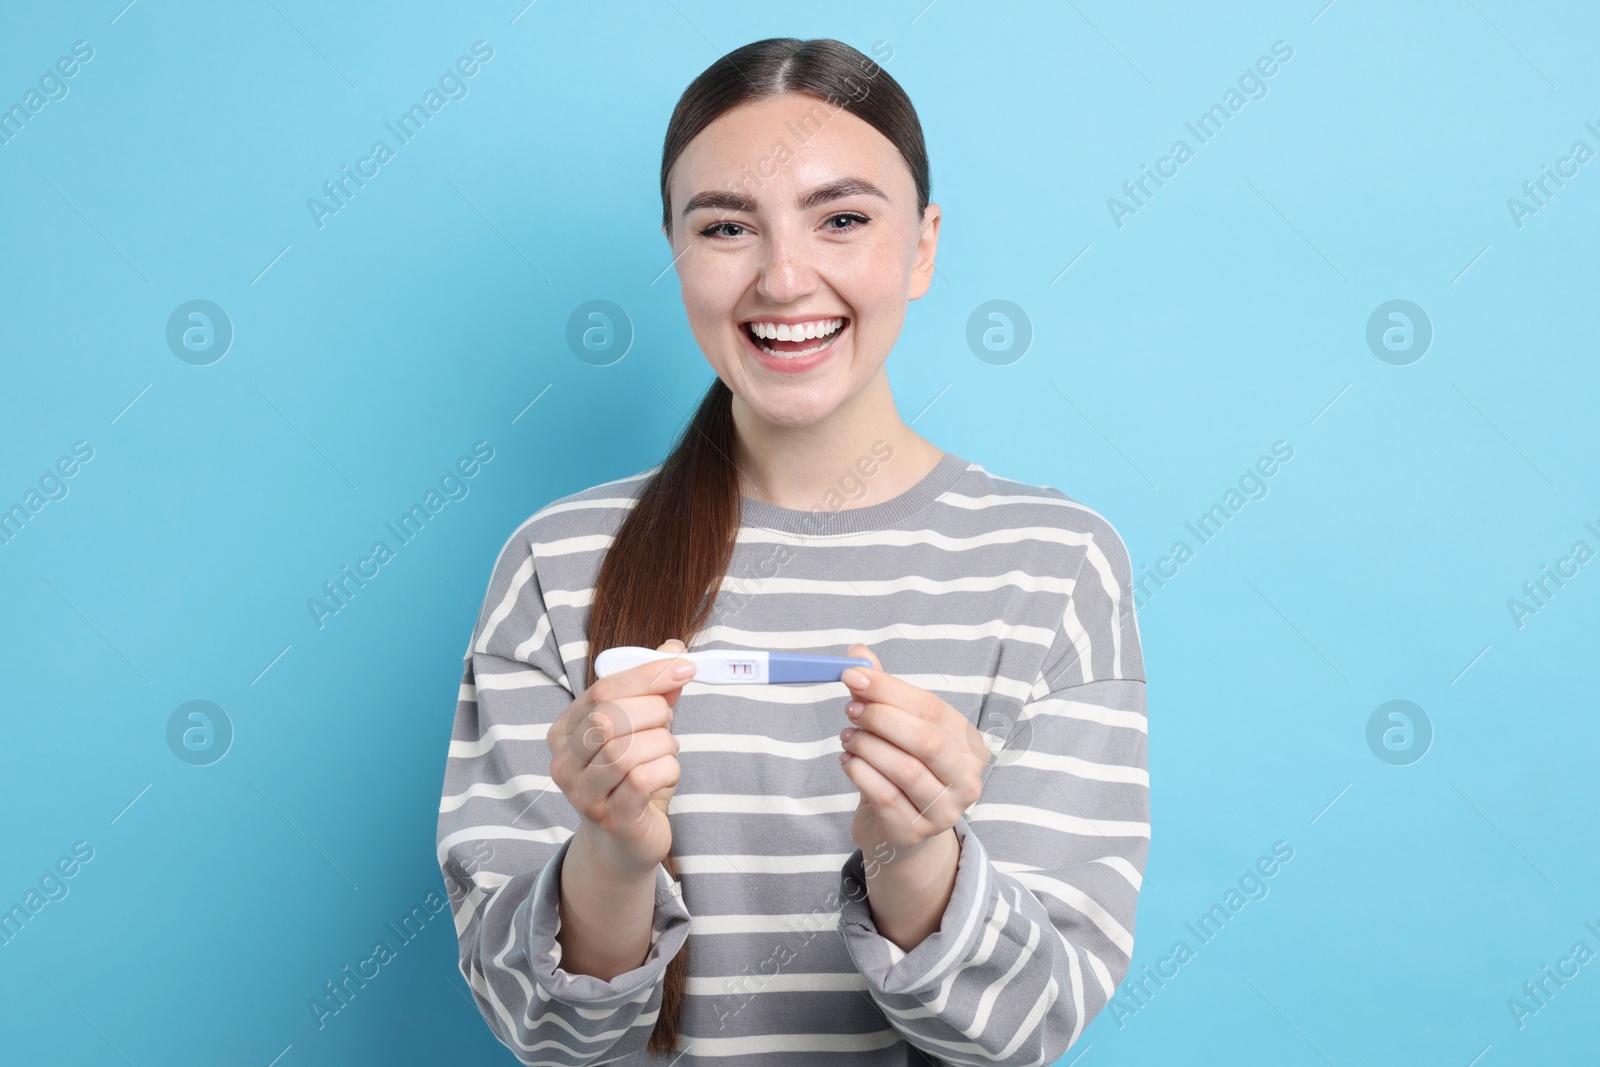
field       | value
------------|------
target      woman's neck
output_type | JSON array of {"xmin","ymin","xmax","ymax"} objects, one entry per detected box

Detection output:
[{"xmin": 731, "ymin": 388, "xmax": 944, "ymax": 512}]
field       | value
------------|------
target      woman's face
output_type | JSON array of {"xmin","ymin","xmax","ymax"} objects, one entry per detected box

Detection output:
[{"xmin": 663, "ymin": 91, "xmax": 941, "ymax": 429}]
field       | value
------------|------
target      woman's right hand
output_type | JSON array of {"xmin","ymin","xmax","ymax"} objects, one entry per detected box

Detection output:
[{"xmin": 547, "ymin": 638, "xmax": 694, "ymax": 881}]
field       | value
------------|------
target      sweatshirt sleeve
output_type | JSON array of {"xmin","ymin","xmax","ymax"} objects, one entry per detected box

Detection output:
[
  {"xmin": 436, "ymin": 532, "xmax": 692, "ymax": 1066},
  {"xmin": 835, "ymin": 514, "xmax": 1148, "ymax": 1065}
]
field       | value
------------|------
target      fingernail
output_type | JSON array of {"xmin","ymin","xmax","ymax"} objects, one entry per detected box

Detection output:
[
  {"xmin": 846, "ymin": 701, "xmax": 863, "ymax": 720},
  {"xmin": 839, "ymin": 751, "xmax": 852, "ymax": 764},
  {"xmin": 842, "ymin": 669, "xmax": 866, "ymax": 688},
  {"xmin": 672, "ymin": 662, "xmax": 695, "ymax": 678},
  {"xmin": 841, "ymin": 726, "xmax": 858, "ymax": 742}
]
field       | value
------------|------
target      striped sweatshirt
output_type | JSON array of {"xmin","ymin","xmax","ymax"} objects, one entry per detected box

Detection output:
[{"xmin": 436, "ymin": 448, "xmax": 1149, "ymax": 1065}]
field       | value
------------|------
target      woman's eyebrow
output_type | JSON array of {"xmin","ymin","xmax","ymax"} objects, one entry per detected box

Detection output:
[{"xmin": 680, "ymin": 177, "xmax": 890, "ymax": 218}]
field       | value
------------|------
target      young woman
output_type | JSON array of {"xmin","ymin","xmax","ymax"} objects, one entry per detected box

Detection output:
[{"xmin": 437, "ymin": 37, "xmax": 1148, "ymax": 1065}]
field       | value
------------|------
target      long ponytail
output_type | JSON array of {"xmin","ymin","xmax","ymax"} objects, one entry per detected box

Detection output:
[
  {"xmin": 587, "ymin": 36, "xmax": 930, "ymax": 1055},
  {"xmin": 585, "ymin": 378, "xmax": 738, "ymax": 1056}
]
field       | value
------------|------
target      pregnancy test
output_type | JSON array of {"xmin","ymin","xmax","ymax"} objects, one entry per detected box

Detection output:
[{"xmin": 594, "ymin": 646, "xmax": 872, "ymax": 685}]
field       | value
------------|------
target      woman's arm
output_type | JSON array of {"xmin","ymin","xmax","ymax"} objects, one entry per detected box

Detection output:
[
  {"xmin": 834, "ymin": 517, "xmax": 1149, "ymax": 1064},
  {"xmin": 556, "ymin": 826, "xmax": 661, "ymax": 980},
  {"xmin": 857, "ymin": 826, "xmax": 961, "ymax": 951},
  {"xmin": 437, "ymin": 535, "xmax": 691, "ymax": 1067}
]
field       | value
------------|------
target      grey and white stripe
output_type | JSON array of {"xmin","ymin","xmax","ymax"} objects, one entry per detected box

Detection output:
[{"xmin": 437, "ymin": 450, "xmax": 1148, "ymax": 1065}]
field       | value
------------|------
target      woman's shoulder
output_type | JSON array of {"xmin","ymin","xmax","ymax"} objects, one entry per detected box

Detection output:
[
  {"xmin": 958, "ymin": 461, "xmax": 1140, "ymax": 674},
  {"xmin": 954, "ymin": 458, "xmax": 1132, "ymax": 548},
  {"xmin": 485, "ymin": 463, "xmax": 660, "ymax": 576}
]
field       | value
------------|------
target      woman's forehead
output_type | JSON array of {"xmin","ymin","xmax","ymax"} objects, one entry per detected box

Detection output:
[{"xmin": 669, "ymin": 94, "xmax": 912, "ymax": 208}]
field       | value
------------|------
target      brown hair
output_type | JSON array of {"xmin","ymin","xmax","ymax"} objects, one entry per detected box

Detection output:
[{"xmin": 584, "ymin": 36, "xmax": 930, "ymax": 1056}]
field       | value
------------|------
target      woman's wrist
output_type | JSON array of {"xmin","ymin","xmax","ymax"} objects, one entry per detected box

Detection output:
[
  {"xmin": 572, "ymin": 820, "xmax": 663, "ymax": 885},
  {"xmin": 860, "ymin": 828, "xmax": 961, "ymax": 952},
  {"xmin": 556, "ymin": 824, "xmax": 662, "ymax": 981}
]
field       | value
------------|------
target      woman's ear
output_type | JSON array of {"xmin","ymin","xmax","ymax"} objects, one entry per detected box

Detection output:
[{"xmin": 908, "ymin": 203, "xmax": 941, "ymax": 301}]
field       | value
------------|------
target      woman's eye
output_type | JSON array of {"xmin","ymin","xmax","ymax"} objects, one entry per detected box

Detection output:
[
  {"xmin": 697, "ymin": 213, "xmax": 869, "ymax": 239},
  {"xmin": 698, "ymin": 220, "xmax": 748, "ymax": 240}
]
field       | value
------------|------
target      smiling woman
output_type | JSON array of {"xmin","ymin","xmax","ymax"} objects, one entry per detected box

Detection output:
[
  {"xmin": 437, "ymin": 36, "xmax": 1148, "ymax": 1066},
  {"xmin": 663, "ymin": 87, "xmax": 937, "ymax": 444}
]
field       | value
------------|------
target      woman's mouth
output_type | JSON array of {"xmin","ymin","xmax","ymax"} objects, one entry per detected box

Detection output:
[{"xmin": 739, "ymin": 316, "xmax": 849, "ymax": 370}]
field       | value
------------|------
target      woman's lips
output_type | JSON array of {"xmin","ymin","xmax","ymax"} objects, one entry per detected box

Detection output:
[{"xmin": 739, "ymin": 319, "xmax": 848, "ymax": 373}]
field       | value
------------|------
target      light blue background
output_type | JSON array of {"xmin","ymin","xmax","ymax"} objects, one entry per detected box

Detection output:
[{"xmin": 2, "ymin": 2, "xmax": 1596, "ymax": 1064}]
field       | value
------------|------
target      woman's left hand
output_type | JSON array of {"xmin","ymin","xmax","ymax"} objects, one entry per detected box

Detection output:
[{"xmin": 837, "ymin": 643, "xmax": 992, "ymax": 864}]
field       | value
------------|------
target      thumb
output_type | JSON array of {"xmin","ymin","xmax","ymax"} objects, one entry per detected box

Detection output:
[
  {"xmin": 657, "ymin": 638, "xmax": 689, "ymax": 711},
  {"xmin": 846, "ymin": 643, "xmax": 880, "ymax": 671}
]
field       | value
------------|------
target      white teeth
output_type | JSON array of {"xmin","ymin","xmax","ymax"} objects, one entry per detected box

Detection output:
[
  {"xmin": 746, "ymin": 317, "xmax": 843, "ymax": 341},
  {"xmin": 744, "ymin": 317, "xmax": 847, "ymax": 359}
]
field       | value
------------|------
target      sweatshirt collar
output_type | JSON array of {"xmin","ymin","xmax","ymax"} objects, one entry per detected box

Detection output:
[{"xmin": 737, "ymin": 451, "xmax": 970, "ymax": 535}]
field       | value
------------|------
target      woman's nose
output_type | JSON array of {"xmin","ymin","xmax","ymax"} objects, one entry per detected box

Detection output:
[{"xmin": 754, "ymin": 228, "xmax": 817, "ymax": 303}]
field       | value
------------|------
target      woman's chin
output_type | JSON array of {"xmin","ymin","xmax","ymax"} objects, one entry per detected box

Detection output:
[
  {"xmin": 735, "ymin": 385, "xmax": 844, "ymax": 429},
  {"xmin": 750, "ymin": 400, "xmax": 833, "ymax": 429}
]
